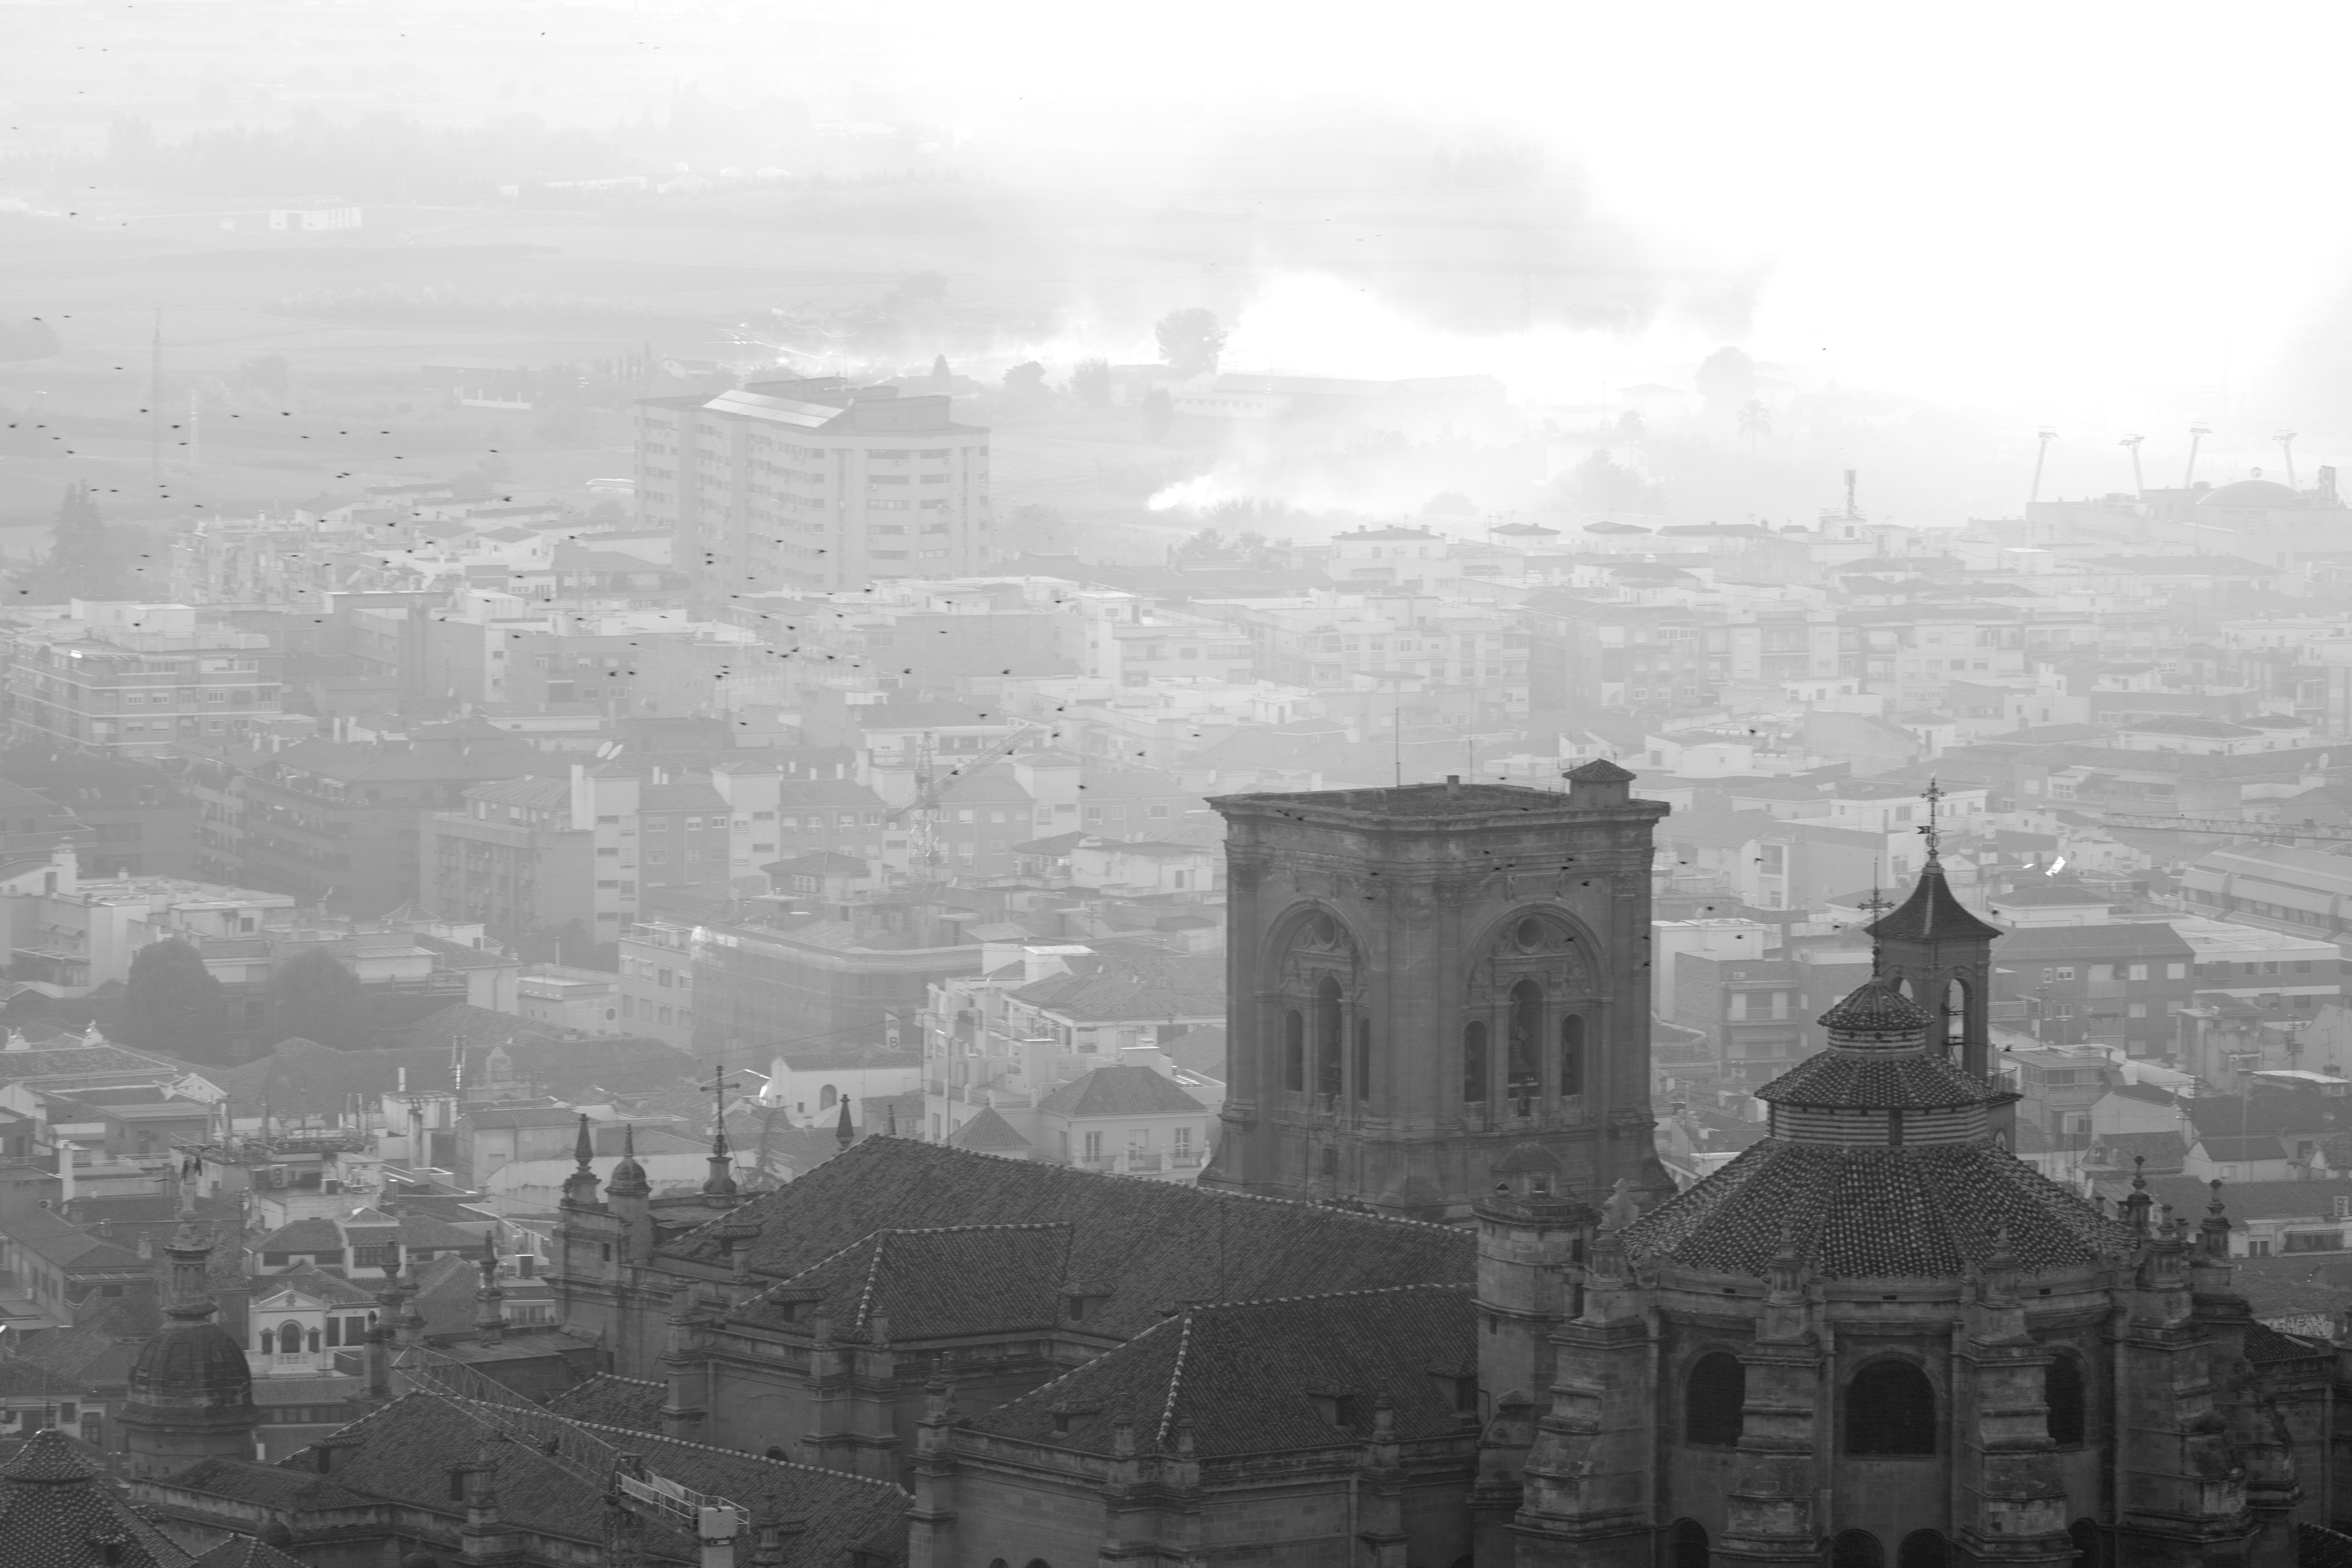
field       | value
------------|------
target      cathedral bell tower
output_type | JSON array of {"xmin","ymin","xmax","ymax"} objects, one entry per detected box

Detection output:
[{"xmin": 1200, "ymin": 762, "xmax": 1674, "ymax": 1222}]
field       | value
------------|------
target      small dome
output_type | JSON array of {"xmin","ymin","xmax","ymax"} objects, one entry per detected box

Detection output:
[
  {"xmin": 1817, "ymin": 974, "xmax": 1931, "ymax": 1037},
  {"xmin": 2200, "ymin": 478, "xmax": 2300, "ymax": 509},
  {"xmin": 130, "ymin": 1322, "xmax": 253, "ymax": 1408}
]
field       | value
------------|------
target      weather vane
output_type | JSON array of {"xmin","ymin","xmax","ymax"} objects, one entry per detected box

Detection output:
[{"xmin": 1919, "ymin": 777, "xmax": 1945, "ymax": 863}]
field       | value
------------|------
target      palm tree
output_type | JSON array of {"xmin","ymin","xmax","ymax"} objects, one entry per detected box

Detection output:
[{"xmin": 1739, "ymin": 398, "xmax": 1773, "ymax": 454}]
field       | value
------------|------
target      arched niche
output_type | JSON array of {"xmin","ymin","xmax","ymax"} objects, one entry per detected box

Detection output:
[{"xmin": 1460, "ymin": 906, "xmax": 1601, "ymax": 1121}]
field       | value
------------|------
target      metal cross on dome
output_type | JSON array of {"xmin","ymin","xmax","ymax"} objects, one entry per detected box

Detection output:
[{"xmin": 1858, "ymin": 876, "xmax": 1896, "ymax": 975}]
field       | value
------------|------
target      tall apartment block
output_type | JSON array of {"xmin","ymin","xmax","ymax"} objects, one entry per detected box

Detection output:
[{"xmin": 636, "ymin": 377, "xmax": 990, "ymax": 600}]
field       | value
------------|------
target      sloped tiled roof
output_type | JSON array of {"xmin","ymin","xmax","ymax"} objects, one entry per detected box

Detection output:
[
  {"xmin": 664, "ymin": 1139, "xmax": 1471, "ymax": 1342},
  {"xmin": 1867, "ymin": 860, "xmax": 2003, "ymax": 944},
  {"xmin": 1620, "ymin": 1141, "xmax": 2138, "ymax": 1280},
  {"xmin": 972, "ymin": 1284, "xmax": 1474, "ymax": 1458},
  {"xmin": 277, "ymin": 1393, "xmax": 908, "ymax": 1563},
  {"xmin": 749, "ymin": 1224, "xmax": 1069, "ymax": 1341},
  {"xmin": 187, "ymin": 1538, "xmax": 307, "ymax": 1568},
  {"xmin": 1757, "ymin": 1050, "xmax": 1996, "ymax": 1111},
  {"xmin": 0, "ymin": 1430, "xmax": 193, "ymax": 1567},
  {"xmin": 255, "ymin": 1218, "xmax": 343, "ymax": 1252},
  {"xmin": 943, "ymin": 1106, "xmax": 1031, "ymax": 1151},
  {"xmin": 1009, "ymin": 951, "xmax": 1222, "ymax": 1023},
  {"xmin": 1038, "ymin": 1064, "xmax": 1208, "ymax": 1118},
  {"xmin": 540, "ymin": 1373, "xmax": 664, "ymax": 1433}
]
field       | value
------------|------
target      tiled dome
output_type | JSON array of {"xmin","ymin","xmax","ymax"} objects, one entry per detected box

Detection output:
[
  {"xmin": 1618, "ymin": 1142, "xmax": 2136, "ymax": 1281},
  {"xmin": 1816, "ymin": 973, "xmax": 1931, "ymax": 1037}
]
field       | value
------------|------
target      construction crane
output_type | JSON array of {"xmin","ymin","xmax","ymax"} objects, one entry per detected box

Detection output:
[
  {"xmin": 2119, "ymin": 433, "xmax": 2145, "ymax": 495},
  {"xmin": 2184, "ymin": 423, "xmax": 2212, "ymax": 488},
  {"xmin": 2277, "ymin": 431, "xmax": 2300, "ymax": 490},
  {"xmin": 396, "ymin": 1344, "xmax": 745, "ymax": 1565},
  {"xmin": 2029, "ymin": 427, "xmax": 2058, "ymax": 506},
  {"xmin": 883, "ymin": 720, "xmax": 1055, "ymax": 881}
]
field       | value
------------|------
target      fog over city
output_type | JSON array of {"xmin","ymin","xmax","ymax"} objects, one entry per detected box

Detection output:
[{"xmin": 10, "ymin": 6, "xmax": 2352, "ymax": 1568}]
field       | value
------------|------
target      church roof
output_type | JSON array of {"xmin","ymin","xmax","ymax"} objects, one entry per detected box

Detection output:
[
  {"xmin": 1617, "ymin": 1141, "xmax": 2136, "ymax": 1281},
  {"xmin": 658, "ymin": 1138, "xmax": 1470, "ymax": 1342},
  {"xmin": 1814, "ymin": 974, "xmax": 1931, "ymax": 1036},
  {"xmin": 970, "ymin": 1284, "xmax": 1474, "ymax": 1458},
  {"xmin": 0, "ymin": 1430, "xmax": 194, "ymax": 1568},
  {"xmin": 1757, "ymin": 1051, "xmax": 1997, "ymax": 1110},
  {"xmin": 1867, "ymin": 859, "xmax": 2003, "ymax": 944}
]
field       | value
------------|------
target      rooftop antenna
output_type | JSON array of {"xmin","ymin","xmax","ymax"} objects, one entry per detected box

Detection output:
[
  {"xmin": 2119, "ymin": 434, "xmax": 2144, "ymax": 496},
  {"xmin": 2028, "ymin": 428, "xmax": 2057, "ymax": 506},
  {"xmin": 2276, "ymin": 431, "xmax": 2299, "ymax": 490},
  {"xmin": 2184, "ymin": 423, "xmax": 2212, "ymax": 488}
]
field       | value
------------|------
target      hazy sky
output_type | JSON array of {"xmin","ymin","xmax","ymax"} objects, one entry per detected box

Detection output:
[{"xmin": 869, "ymin": 0, "xmax": 2352, "ymax": 433}]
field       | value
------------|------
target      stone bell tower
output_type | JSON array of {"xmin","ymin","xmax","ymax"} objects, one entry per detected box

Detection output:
[{"xmin": 1198, "ymin": 762, "xmax": 1674, "ymax": 1222}]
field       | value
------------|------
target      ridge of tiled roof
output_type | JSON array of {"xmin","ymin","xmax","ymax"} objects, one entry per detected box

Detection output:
[
  {"xmin": 187, "ymin": 1538, "xmax": 307, "ymax": 1568},
  {"xmin": 675, "ymin": 1140, "xmax": 1469, "ymax": 1342},
  {"xmin": 274, "ymin": 1392, "xmax": 907, "ymax": 1560},
  {"xmin": 540, "ymin": 1372, "xmax": 665, "ymax": 1434},
  {"xmin": 1620, "ymin": 1140, "xmax": 2137, "ymax": 1281},
  {"xmin": 969, "ymin": 1283, "xmax": 1475, "ymax": 1459}
]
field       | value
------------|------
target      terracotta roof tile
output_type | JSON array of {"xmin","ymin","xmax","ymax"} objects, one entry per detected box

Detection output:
[
  {"xmin": 1036, "ymin": 1065, "xmax": 1207, "ymax": 1118},
  {"xmin": 0, "ymin": 1430, "xmax": 194, "ymax": 1567},
  {"xmin": 1621, "ymin": 1141, "xmax": 2137, "ymax": 1280},
  {"xmin": 667, "ymin": 1139, "xmax": 1470, "ymax": 1341},
  {"xmin": 971, "ymin": 1284, "xmax": 1473, "ymax": 1458},
  {"xmin": 540, "ymin": 1373, "xmax": 664, "ymax": 1433}
]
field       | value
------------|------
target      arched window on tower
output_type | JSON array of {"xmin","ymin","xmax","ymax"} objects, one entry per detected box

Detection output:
[
  {"xmin": 1943, "ymin": 978, "xmax": 1969, "ymax": 1059},
  {"xmin": 1683, "ymin": 1352, "xmax": 1745, "ymax": 1446},
  {"xmin": 1559, "ymin": 1014, "xmax": 1586, "ymax": 1097},
  {"xmin": 2067, "ymin": 1519, "xmax": 2104, "ymax": 1568},
  {"xmin": 1507, "ymin": 979, "xmax": 1541, "ymax": 1103},
  {"xmin": 1284, "ymin": 1010, "xmax": 1305, "ymax": 1092},
  {"xmin": 1316, "ymin": 975, "xmax": 1343, "ymax": 1097},
  {"xmin": 1845, "ymin": 1359, "xmax": 1937, "ymax": 1455},
  {"xmin": 1354, "ymin": 1017, "xmax": 1371, "ymax": 1102},
  {"xmin": 1666, "ymin": 1519, "xmax": 1708, "ymax": 1568},
  {"xmin": 1462, "ymin": 1021, "xmax": 1488, "ymax": 1107},
  {"xmin": 1896, "ymin": 1532, "xmax": 1950, "ymax": 1568},
  {"xmin": 276, "ymin": 1320, "xmax": 304, "ymax": 1355},
  {"xmin": 1831, "ymin": 1532, "xmax": 1884, "ymax": 1568},
  {"xmin": 2045, "ymin": 1352, "xmax": 2086, "ymax": 1446}
]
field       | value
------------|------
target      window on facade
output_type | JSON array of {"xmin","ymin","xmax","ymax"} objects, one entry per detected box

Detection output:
[
  {"xmin": 1284, "ymin": 1010, "xmax": 1305, "ymax": 1092},
  {"xmin": 1896, "ymin": 1533, "xmax": 1951, "ymax": 1568},
  {"xmin": 1462, "ymin": 1020, "xmax": 1488, "ymax": 1105},
  {"xmin": 1316, "ymin": 976, "xmax": 1344, "ymax": 1096},
  {"xmin": 1354, "ymin": 1017, "xmax": 1372, "ymax": 1102},
  {"xmin": 1684, "ymin": 1352, "xmax": 1745, "ymax": 1446},
  {"xmin": 2045, "ymin": 1354, "xmax": 2086, "ymax": 1446},
  {"xmin": 1560, "ymin": 1014, "xmax": 1585, "ymax": 1097},
  {"xmin": 1667, "ymin": 1520, "xmax": 1709, "ymax": 1568},
  {"xmin": 1507, "ymin": 979, "xmax": 1541, "ymax": 1100},
  {"xmin": 1846, "ymin": 1360, "xmax": 1937, "ymax": 1455},
  {"xmin": 1831, "ymin": 1533, "xmax": 1884, "ymax": 1568},
  {"xmin": 2068, "ymin": 1519, "xmax": 2105, "ymax": 1568}
]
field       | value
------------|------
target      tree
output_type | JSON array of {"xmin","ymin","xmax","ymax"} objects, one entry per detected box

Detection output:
[
  {"xmin": 1739, "ymin": 398, "xmax": 1773, "ymax": 452},
  {"xmin": 1001, "ymin": 360, "xmax": 1047, "ymax": 402},
  {"xmin": 1154, "ymin": 308, "xmax": 1227, "ymax": 378},
  {"xmin": 261, "ymin": 948, "xmax": 375, "ymax": 1051},
  {"xmin": 1070, "ymin": 358, "xmax": 1112, "ymax": 409},
  {"xmin": 120, "ymin": 938, "xmax": 231, "ymax": 1064},
  {"xmin": 1559, "ymin": 450, "xmax": 1664, "ymax": 515},
  {"xmin": 1694, "ymin": 346, "xmax": 1757, "ymax": 418},
  {"xmin": 34, "ymin": 483, "xmax": 126, "ymax": 601},
  {"xmin": 1139, "ymin": 387, "xmax": 1175, "ymax": 440},
  {"xmin": 1421, "ymin": 491, "xmax": 1476, "ymax": 517}
]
